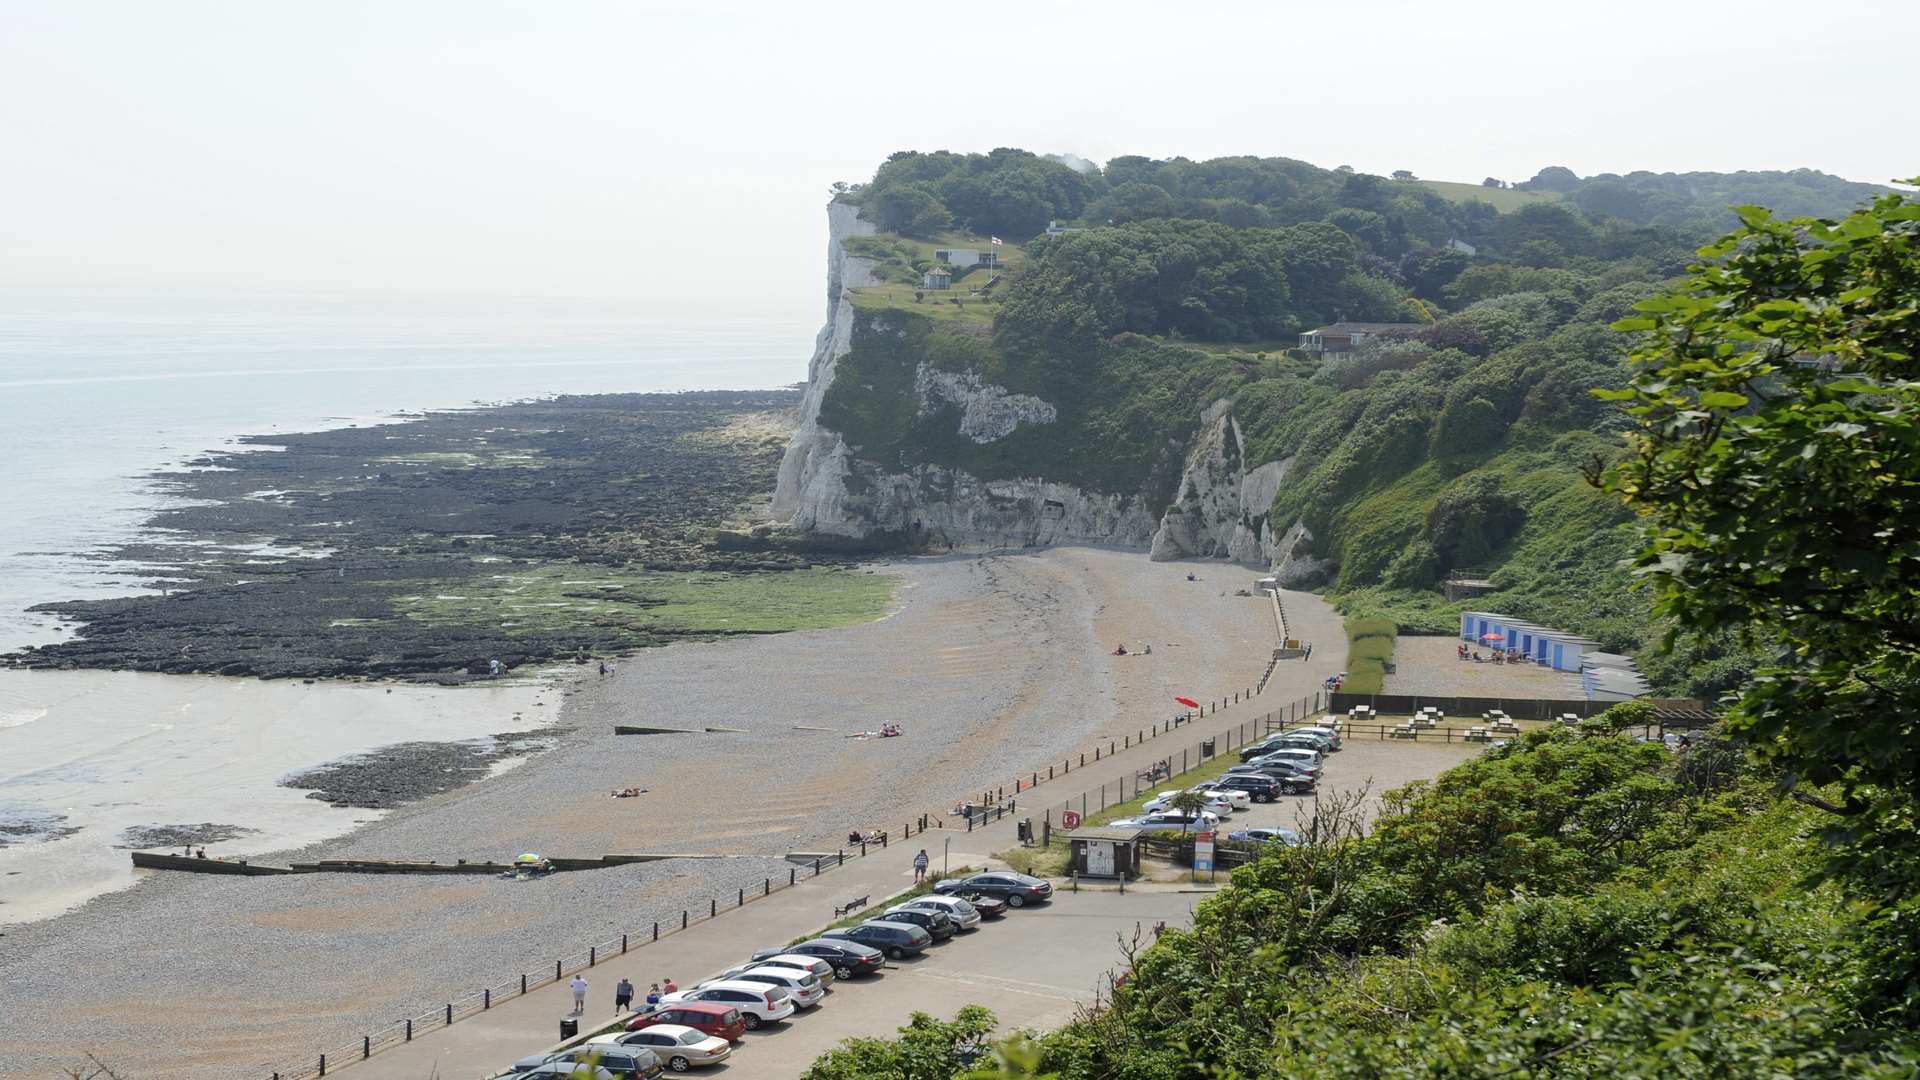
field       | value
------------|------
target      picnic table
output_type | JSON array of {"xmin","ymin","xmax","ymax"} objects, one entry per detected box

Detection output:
[{"xmin": 1465, "ymin": 726, "xmax": 1491, "ymax": 742}]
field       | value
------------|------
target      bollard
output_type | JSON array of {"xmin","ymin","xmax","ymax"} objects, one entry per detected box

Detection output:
[
  {"xmin": 839, "ymin": 850, "xmax": 846, "ymax": 866},
  {"xmin": 590, "ymin": 946, "xmax": 596, "ymax": 966},
  {"xmin": 445, "ymin": 1003, "xmax": 452, "ymax": 1026},
  {"xmin": 1094, "ymin": 746, "xmax": 1100, "ymax": 761},
  {"xmin": 683, "ymin": 910, "xmax": 689, "ymax": 929},
  {"xmin": 1032, "ymin": 772, "xmax": 1038, "ymax": 787},
  {"xmin": 765, "ymin": 877, "xmax": 770, "ymax": 896},
  {"xmin": 556, "ymin": 960, "xmax": 562, "ymax": 980},
  {"xmin": 1081, "ymin": 753, "xmax": 1086, "ymax": 766},
  {"xmin": 881, "ymin": 830, "xmax": 888, "ymax": 847},
  {"xmin": 1125, "ymin": 735, "xmax": 1130, "ymax": 748},
  {"xmin": 789, "ymin": 868, "xmax": 796, "ymax": 886},
  {"xmin": 521, "ymin": 974, "xmax": 527, "ymax": 995},
  {"xmin": 739, "ymin": 887, "xmax": 745, "ymax": 907},
  {"xmin": 407, "ymin": 1018, "xmax": 413, "ymax": 1041},
  {"xmin": 364, "ymin": 1036, "xmax": 370, "ymax": 1059},
  {"xmin": 485, "ymin": 988, "xmax": 491, "ymax": 1009},
  {"xmin": 622, "ymin": 933, "xmax": 628, "ymax": 954},
  {"xmin": 814, "ymin": 858, "xmax": 822, "ymax": 875},
  {"xmin": 1049, "ymin": 765, "xmax": 1054, "ymax": 779},
  {"xmin": 319, "ymin": 1055, "xmax": 326, "ymax": 1078},
  {"xmin": 711, "ymin": 898, "xmax": 717, "ymax": 917},
  {"xmin": 860, "ymin": 839, "xmax": 867, "ymax": 856},
  {"xmin": 653, "ymin": 921, "xmax": 659, "ymax": 941}
]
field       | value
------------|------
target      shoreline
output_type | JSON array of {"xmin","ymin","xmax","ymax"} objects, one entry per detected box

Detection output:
[{"xmin": 0, "ymin": 547, "xmax": 1283, "ymax": 1079}]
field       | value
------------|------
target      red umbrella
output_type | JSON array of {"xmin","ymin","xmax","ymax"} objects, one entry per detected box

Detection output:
[
  {"xmin": 1479, "ymin": 632, "xmax": 1505, "ymax": 643},
  {"xmin": 1175, "ymin": 696, "xmax": 1200, "ymax": 709}
]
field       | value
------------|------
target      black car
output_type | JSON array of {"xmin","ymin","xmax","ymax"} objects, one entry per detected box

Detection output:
[
  {"xmin": 823, "ymin": 919, "xmax": 932, "ymax": 959},
  {"xmin": 881, "ymin": 905, "xmax": 956, "ymax": 941},
  {"xmin": 1212, "ymin": 773, "xmax": 1282, "ymax": 802},
  {"xmin": 1225, "ymin": 762, "xmax": 1317, "ymax": 793},
  {"xmin": 753, "ymin": 938, "xmax": 886, "ymax": 978},
  {"xmin": 931, "ymin": 872, "xmax": 1053, "ymax": 907},
  {"xmin": 953, "ymin": 892, "xmax": 1006, "ymax": 918}
]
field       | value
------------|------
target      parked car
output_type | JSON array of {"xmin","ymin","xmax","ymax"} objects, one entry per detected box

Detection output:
[
  {"xmin": 1142, "ymin": 790, "xmax": 1234, "ymax": 817},
  {"xmin": 1245, "ymin": 747, "xmax": 1322, "ymax": 775},
  {"xmin": 721, "ymin": 953, "xmax": 835, "ymax": 986},
  {"xmin": 1270, "ymin": 731, "xmax": 1334, "ymax": 753},
  {"xmin": 1291, "ymin": 725, "xmax": 1343, "ymax": 751},
  {"xmin": 588, "ymin": 1025, "xmax": 732, "ymax": 1071},
  {"xmin": 624, "ymin": 1001, "xmax": 748, "ymax": 1043},
  {"xmin": 516, "ymin": 1064, "xmax": 621, "ymax": 1080},
  {"xmin": 880, "ymin": 904, "xmax": 956, "ymax": 941},
  {"xmin": 822, "ymin": 919, "xmax": 933, "ymax": 959},
  {"xmin": 513, "ymin": 1046, "xmax": 664, "ymax": 1079},
  {"xmin": 1111, "ymin": 809, "xmax": 1219, "ymax": 832},
  {"xmin": 716, "ymin": 965, "xmax": 825, "ymax": 1008},
  {"xmin": 948, "ymin": 891, "xmax": 1007, "ymax": 918},
  {"xmin": 752, "ymin": 938, "xmax": 885, "ymax": 979},
  {"xmin": 1228, "ymin": 827, "xmax": 1301, "ymax": 846},
  {"xmin": 896, "ymin": 894, "xmax": 983, "ymax": 930},
  {"xmin": 1238, "ymin": 736, "xmax": 1294, "ymax": 762},
  {"xmin": 1223, "ymin": 762, "xmax": 1316, "ymax": 793},
  {"xmin": 660, "ymin": 981, "xmax": 795, "ymax": 1030},
  {"xmin": 1196, "ymin": 786, "xmax": 1252, "ymax": 811},
  {"xmin": 931, "ymin": 871, "xmax": 1054, "ymax": 908},
  {"xmin": 1212, "ymin": 773, "xmax": 1282, "ymax": 802}
]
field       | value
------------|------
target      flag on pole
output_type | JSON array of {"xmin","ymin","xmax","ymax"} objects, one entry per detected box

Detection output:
[{"xmin": 989, "ymin": 236, "xmax": 1003, "ymax": 245}]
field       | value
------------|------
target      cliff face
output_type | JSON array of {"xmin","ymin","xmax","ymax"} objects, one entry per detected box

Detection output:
[{"xmin": 771, "ymin": 204, "xmax": 1300, "ymax": 564}]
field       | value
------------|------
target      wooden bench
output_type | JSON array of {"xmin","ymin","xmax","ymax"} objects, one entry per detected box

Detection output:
[{"xmin": 833, "ymin": 895, "xmax": 870, "ymax": 918}]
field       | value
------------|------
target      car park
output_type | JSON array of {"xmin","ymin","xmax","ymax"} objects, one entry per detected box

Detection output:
[
  {"xmin": 513, "ymin": 1046, "xmax": 665, "ymax": 1079},
  {"xmin": 624, "ymin": 1002, "xmax": 748, "ymax": 1042},
  {"xmin": 880, "ymin": 904, "xmax": 956, "ymax": 941},
  {"xmin": 1228, "ymin": 827, "xmax": 1301, "ymax": 846},
  {"xmin": 931, "ymin": 872, "xmax": 1054, "ymax": 907},
  {"xmin": 588, "ymin": 1025, "xmax": 733, "ymax": 1071},
  {"xmin": 1197, "ymin": 786, "xmax": 1252, "ymax": 811},
  {"xmin": 752, "ymin": 938, "xmax": 885, "ymax": 978},
  {"xmin": 660, "ymin": 981, "xmax": 795, "ymax": 1030},
  {"xmin": 1211, "ymin": 773, "xmax": 1282, "ymax": 802},
  {"xmin": 721, "ymin": 953, "xmax": 835, "ymax": 986},
  {"xmin": 716, "ymin": 965, "xmax": 825, "ymax": 1008},
  {"xmin": 823, "ymin": 919, "xmax": 933, "ymax": 958},
  {"xmin": 895, "ymin": 894, "xmax": 983, "ymax": 930},
  {"xmin": 517, "ymin": 1064, "xmax": 622, "ymax": 1080}
]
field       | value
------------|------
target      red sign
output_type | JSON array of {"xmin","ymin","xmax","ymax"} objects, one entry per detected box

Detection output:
[{"xmin": 1062, "ymin": 810, "xmax": 1082, "ymax": 829}]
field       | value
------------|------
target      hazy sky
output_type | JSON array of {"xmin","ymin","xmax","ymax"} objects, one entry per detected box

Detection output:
[{"xmin": 2, "ymin": 0, "xmax": 1912, "ymax": 322}]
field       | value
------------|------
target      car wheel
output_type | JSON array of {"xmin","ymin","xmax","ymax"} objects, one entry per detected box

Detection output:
[
  {"xmin": 835, "ymin": 963, "xmax": 853, "ymax": 979},
  {"xmin": 744, "ymin": 1013, "xmax": 762, "ymax": 1031},
  {"xmin": 668, "ymin": 1056, "xmax": 691, "ymax": 1072},
  {"xmin": 887, "ymin": 946, "xmax": 905, "ymax": 959},
  {"xmin": 1006, "ymin": 893, "xmax": 1026, "ymax": 908}
]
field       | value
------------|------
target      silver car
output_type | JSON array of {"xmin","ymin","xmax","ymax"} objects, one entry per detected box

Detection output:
[{"xmin": 896, "ymin": 894, "xmax": 982, "ymax": 930}]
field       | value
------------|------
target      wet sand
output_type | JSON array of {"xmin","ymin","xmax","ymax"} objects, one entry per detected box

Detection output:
[{"xmin": 0, "ymin": 548, "xmax": 1277, "ymax": 1080}]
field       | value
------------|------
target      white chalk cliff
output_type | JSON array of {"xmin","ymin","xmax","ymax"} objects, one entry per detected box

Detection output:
[{"xmin": 771, "ymin": 203, "xmax": 1305, "ymax": 565}]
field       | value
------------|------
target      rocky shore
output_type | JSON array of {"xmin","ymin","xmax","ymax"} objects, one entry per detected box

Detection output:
[{"xmin": 4, "ymin": 390, "xmax": 881, "ymax": 682}]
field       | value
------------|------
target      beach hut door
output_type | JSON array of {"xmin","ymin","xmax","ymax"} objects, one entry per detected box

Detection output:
[{"xmin": 1088, "ymin": 841, "xmax": 1114, "ymax": 876}]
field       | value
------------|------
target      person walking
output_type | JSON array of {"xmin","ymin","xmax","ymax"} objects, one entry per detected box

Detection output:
[
  {"xmin": 614, "ymin": 977, "xmax": 634, "ymax": 1013},
  {"xmin": 569, "ymin": 974, "xmax": 588, "ymax": 1014},
  {"xmin": 913, "ymin": 848, "xmax": 930, "ymax": 882}
]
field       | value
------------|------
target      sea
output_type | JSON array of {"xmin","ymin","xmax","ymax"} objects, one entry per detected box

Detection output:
[{"xmin": 0, "ymin": 288, "xmax": 814, "ymax": 925}]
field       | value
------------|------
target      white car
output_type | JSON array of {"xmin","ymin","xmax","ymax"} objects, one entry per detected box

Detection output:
[
  {"xmin": 894, "ymin": 895, "xmax": 983, "ymax": 931},
  {"xmin": 717, "ymin": 964, "xmax": 825, "ymax": 1008},
  {"xmin": 1196, "ymin": 786, "xmax": 1251, "ymax": 811},
  {"xmin": 663, "ymin": 981, "xmax": 796, "ymax": 1028},
  {"xmin": 1248, "ymin": 747, "xmax": 1321, "ymax": 773},
  {"xmin": 1142, "ymin": 790, "xmax": 1235, "ymax": 816},
  {"xmin": 1291, "ymin": 725, "xmax": 1343, "ymax": 751},
  {"xmin": 713, "ymin": 954, "xmax": 835, "ymax": 987},
  {"xmin": 1112, "ymin": 809, "xmax": 1220, "ymax": 832}
]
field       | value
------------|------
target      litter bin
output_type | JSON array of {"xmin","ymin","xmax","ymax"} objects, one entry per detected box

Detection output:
[
  {"xmin": 559, "ymin": 1016, "xmax": 579, "ymax": 1040},
  {"xmin": 1017, "ymin": 818, "xmax": 1031, "ymax": 844},
  {"xmin": 1201, "ymin": 738, "xmax": 1215, "ymax": 758}
]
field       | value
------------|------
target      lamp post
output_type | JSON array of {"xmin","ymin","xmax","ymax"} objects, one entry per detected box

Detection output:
[{"xmin": 943, "ymin": 837, "xmax": 950, "ymax": 877}]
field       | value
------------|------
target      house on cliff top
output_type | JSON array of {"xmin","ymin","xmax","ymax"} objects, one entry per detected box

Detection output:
[
  {"xmin": 921, "ymin": 266, "xmax": 952, "ymax": 290},
  {"xmin": 1298, "ymin": 321, "xmax": 1425, "ymax": 355}
]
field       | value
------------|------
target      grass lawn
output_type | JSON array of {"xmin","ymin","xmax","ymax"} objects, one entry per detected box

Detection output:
[
  {"xmin": 849, "ymin": 283, "xmax": 1001, "ymax": 324},
  {"xmin": 1416, "ymin": 179, "xmax": 1560, "ymax": 212},
  {"xmin": 399, "ymin": 564, "xmax": 898, "ymax": 638}
]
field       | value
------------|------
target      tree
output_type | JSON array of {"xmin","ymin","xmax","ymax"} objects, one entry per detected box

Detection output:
[
  {"xmin": 1521, "ymin": 165, "xmax": 1582, "ymax": 193},
  {"xmin": 1167, "ymin": 788, "xmax": 1211, "ymax": 829},
  {"xmin": 1482, "ymin": 177, "xmax": 1504, "ymax": 188},
  {"xmin": 803, "ymin": 1006, "xmax": 998, "ymax": 1080},
  {"xmin": 1391, "ymin": 169, "xmax": 1417, "ymax": 181},
  {"xmin": 1598, "ymin": 183, "xmax": 1920, "ymax": 1022}
]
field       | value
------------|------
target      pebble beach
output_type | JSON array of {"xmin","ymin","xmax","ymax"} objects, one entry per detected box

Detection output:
[{"xmin": 0, "ymin": 547, "xmax": 1278, "ymax": 1080}]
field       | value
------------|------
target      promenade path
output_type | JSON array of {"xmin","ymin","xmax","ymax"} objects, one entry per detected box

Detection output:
[{"xmin": 326, "ymin": 590, "xmax": 1348, "ymax": 1080}]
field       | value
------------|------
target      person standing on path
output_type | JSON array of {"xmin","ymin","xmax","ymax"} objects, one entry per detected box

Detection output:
[
  {"xmin": 661, "ymin": 976, "xmax": 678, "ymax": 994},
  {"xmin": 615, "ymin": 977, "xmax": 634, "ymax": 1013},
  {"xmin": 569, "ymin": 974, "xmax": 588, "ymax": 1014},
  {"xmin": 913, "ymin": 849, "xmax": 930, "ymax": 882},
  {"xmin": 646, "ymin": 983, "xmax": 661, "ymax": 1006}
]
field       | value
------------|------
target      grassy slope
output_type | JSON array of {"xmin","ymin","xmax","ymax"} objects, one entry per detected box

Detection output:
[{"xmin": 1416, "ymin": 178, "xmax": 1561, "ymax": 211}]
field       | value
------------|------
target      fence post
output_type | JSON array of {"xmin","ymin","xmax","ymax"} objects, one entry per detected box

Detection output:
[
  {"xmin": 319, "ymin": 1056, "xmax": 326, "ymax": 1078},
  {"xmin": 407, "ymin": 1019, "xmax": 413, "ymax": 1041},
  {"xmin": 653, "ymin": 921, "xmax": 659, "ymax": 941},
  {"xmin": 814, "ymin": 858, "xmax": 822, "ymax": 875},
  {"xmin": 485, "ymin": 988, "xmax": 491, "ymax": 1009},
  {"xmin": 1081, "ymin": 753, "xmax": 1086, "ymax": 766},
  {"xmin": 364, "ymin": 1036, "xmax": 370, "ymax": 1059},
  {"xmin": 445, "ymin": 1003, "xmax": 452, "ymax": 1027},
  {"xmin": 521, "ymin": 974, "xmax": 527, "ymax": 995},
  {"xmin": 590, "ymin": 946, "xmax": 596, "ymax": 966},
  {"xmin": 789, "ymin": 868, "xmax": 796, "ymax": 886},
  {"xmin": 555, "ymin": 960, "xmax": 561, "ymax": 981},
  {"xmin": 739, "ymin": 887, "xmax": 745, "ymax": 907},
  {"xmin": 711, "ymin": 898, "xmax": 717, "ymax": 917},
  {"xmin": 765, "ymin": 878, "xmax": 771, "ymax": 896},
  {"xmin": 621, "ymin": 933, "xmax": 628, "ymax": 954}
]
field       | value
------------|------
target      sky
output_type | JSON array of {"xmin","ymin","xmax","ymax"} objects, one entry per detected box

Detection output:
[{"xmin": 1, "ymin": 0, "xmax": 1913, "ymax": 323}]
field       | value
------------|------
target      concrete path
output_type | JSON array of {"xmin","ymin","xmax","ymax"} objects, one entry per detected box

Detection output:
[{"xmin": 325, "ymin": 590, "xmax": 1346, "ymax": 1080}]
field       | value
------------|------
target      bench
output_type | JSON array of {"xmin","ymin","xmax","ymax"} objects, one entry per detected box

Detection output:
[
  {"xmin": 832, "ymin": 895, "xmax": 870, "ymax": 918},
  {"xmin": 1390, "ymin": 726, "xmax": 1418, "ymax": 739}
]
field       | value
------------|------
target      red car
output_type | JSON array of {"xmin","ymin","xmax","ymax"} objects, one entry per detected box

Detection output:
[{"xmin": 624, "ymin": 1001, "xmax": 748, "ymax": 1043}]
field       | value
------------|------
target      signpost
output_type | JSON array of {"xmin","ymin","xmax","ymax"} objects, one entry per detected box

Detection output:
[{"xmin": 1193, "ymin": 830, "xmax": 1215, "ymax": 879}]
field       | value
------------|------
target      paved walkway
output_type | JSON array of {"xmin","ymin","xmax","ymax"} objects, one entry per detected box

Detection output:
[{"xmin": 325, "ymin": 590, "xmax": 1347, "ymax": 1080}]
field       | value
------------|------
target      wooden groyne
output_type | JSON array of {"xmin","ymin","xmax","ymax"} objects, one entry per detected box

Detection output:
[
  {"xmin": 132, "ymin": 851, "xmax": 295, "ymax": 875},
  {"xmin": 131, "ymin": 852, "xmax": 725, "ymax": 877}
]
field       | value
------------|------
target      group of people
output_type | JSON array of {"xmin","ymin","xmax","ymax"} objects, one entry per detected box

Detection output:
[
  {"xmin": 1457, "ymin": 643, "xmax": 1529, "ymax": 664},
  {"xmin": 571, "ymin": 974, "xmax": 681, "ymax": 1015},
  {"xmin": 609, "ymin": 787, "xmax": 647, "ymax": 798},
  {"xmin": 847, "ymin": 828, "xmax": 885, "ymax": 845}
]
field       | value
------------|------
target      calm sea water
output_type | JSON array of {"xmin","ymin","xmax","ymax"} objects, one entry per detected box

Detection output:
[
  {"xmin": 0, "ymin": 289, "xmax": 813, "ymax": 651},
  {"xmin": 0, "ymin": 289, "xmax": 813, "ymax": 924}
]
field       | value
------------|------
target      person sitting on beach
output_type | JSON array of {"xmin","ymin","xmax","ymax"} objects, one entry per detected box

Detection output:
[
  {"xmin": 1142, "ymin": 643, "xmax": 1152, "ymax": 655},
  {"xmin": 645, "ymin": 983, "xmax": 661, "ymax": 1006},
  {"xmin": 848, "ymin": 829, "xmax": 863, "ymax": 845},
  {"xmin": 194, "ymin": 848, "xmax": 207, "ymax": 859},
  {"xmin": 1113, "ymin": 644, "xmax": 1127, "ymax": 655}
]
